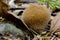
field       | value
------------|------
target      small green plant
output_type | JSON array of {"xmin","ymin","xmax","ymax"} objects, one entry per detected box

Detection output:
[{"xmin": 38, "ymin": 0, "xmax": 60, "ymax": 9}]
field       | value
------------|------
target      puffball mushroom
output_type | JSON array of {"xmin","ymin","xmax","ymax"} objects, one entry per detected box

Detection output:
[{"xmin": 21, "ymin": 4, "xmax": 51, "ymax": 34}]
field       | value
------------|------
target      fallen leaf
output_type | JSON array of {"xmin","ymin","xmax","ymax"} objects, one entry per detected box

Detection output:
[{"xmin": 51, "ymin": 12, "xmax": 60, "ymax": 33}]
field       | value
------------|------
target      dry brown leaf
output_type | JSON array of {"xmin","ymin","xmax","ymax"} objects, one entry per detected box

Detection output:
[{"xmin": 51, "ymin": 12, "xmax": 60, "ymax": 33}]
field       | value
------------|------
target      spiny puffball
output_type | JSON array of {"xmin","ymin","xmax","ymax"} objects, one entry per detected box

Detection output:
[{"xmin": 21, "ymin": 4, "xmax": 51, "ymax": 34}]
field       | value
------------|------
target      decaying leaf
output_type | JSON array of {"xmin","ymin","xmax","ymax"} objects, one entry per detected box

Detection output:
[{"xmin": 51, "ymin": 12, "xmax": 60, "ymax": 33}]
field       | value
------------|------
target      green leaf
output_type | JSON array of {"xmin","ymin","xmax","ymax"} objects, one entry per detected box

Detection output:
[
  {"xmin": 38, "ymin": 0, "xmax": 46, "ymax": 2},
  {"xmin": 49, "ymin": 0, "xmax": 56, "ymax": 2}
]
